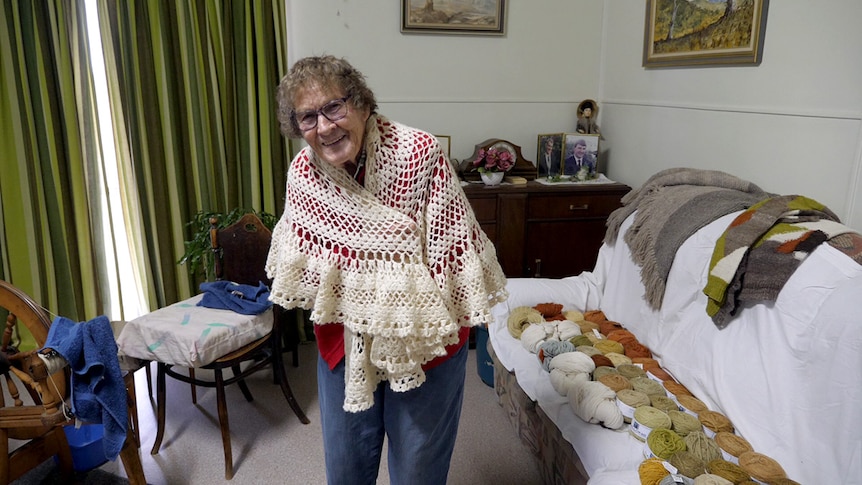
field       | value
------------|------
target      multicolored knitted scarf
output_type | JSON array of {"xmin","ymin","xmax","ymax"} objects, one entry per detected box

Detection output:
[
  {"xmin": 266, "ymin": 114, "xmax": 508, "ymax": 411},
  {"xmin": 704, "ymin": 195, "xmax": 858, "ymax": 328}
]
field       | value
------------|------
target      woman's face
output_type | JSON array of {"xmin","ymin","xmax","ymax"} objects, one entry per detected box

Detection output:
[{"xmin": 295, "ymin": 84, "xmax": 370, "ymax": 168}]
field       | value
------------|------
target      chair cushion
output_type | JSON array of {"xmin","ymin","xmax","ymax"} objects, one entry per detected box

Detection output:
[{"xmin": 116, "ymin": 294, "xmax": 273, "ymax": 367}]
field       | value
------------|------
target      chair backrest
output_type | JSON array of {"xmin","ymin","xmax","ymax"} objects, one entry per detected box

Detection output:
[{"xmin": 210, "ymin": 213, "xmax": 272, "ymax": 286}]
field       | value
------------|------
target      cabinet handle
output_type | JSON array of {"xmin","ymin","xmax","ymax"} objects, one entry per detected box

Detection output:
[
  {"xmin": 533, "ymin": 258, "xmax": 542, "ymax": 278},
  {"xmin": 569, "ymin": 204, "xmax": 589, "ymax": 211}
]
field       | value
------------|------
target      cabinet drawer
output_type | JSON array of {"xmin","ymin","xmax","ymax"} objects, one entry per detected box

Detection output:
[
  {"xmin": 469, "ymin": 197, "xmax": 497, "ymax": 223},
  {"xmin": 527, "ymin": 194, "xmax": 622, "ymax": 220}
]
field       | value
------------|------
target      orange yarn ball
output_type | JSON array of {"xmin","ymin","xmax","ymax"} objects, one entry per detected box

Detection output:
[
  {"xmin": 591, "ymin": 354, "xmax": 614, "ymax": 368},
  {"xmin": 663, "ymin": 380, "xmax": 692, "ymax": 398},
  {"xmin": 638, "ymin": 458, "xmax": 670, "ymax": 485},
  {"xmin": 583, "ymin": 309, "xmax": 608, "ymax": 323}
]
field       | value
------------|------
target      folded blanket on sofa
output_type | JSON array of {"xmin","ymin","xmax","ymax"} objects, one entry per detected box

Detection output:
[
  {"xmin": 604, "ymin": 168, "xmax": 770, "ymax": 309},
  {"xmin": 705, "ymin": 195, "xmax": 858, "ymax": 327}
]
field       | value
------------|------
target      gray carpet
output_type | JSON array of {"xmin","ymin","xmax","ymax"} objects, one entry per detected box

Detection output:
[{"xmin": 13, "ymin": 341, "xmax": 542, "ymax": 485}]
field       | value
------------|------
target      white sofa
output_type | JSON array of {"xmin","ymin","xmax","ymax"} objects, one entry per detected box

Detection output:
[{"xmin": 488, "ymin": 204, "xmax": 862, "ymax": 484}]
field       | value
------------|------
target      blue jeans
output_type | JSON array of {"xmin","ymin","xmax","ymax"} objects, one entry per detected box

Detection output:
[{"xmin": 317, "ymin": 343, "xmax": 468, "ymax": 485}]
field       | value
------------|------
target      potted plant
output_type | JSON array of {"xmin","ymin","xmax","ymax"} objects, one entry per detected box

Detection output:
[
  {"xmin": 471, "ymin": 147, "xmax": 515, "ymax": 185},
  {"xmin": 178, "ymin": 208, "xmax": 277, "ymax": 282}
]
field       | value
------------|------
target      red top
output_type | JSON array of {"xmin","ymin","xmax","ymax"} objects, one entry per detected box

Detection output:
[{"xmin": 315, "ymin": 324, "xmax": 471, "ymax": 371}]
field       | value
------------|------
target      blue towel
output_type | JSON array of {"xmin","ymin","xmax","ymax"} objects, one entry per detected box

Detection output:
[
  {"xmin": 43, "ymin": 315, "xmax": 127, "ymax": 461},
  {"xmin": 198, "ymin": 281, "xmax": 273, "ymax": 315}
]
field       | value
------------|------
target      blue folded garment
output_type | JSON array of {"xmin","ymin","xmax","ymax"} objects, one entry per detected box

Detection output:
[
  {"xmin": 44, "ymin": 315, "xmax": 127, "ymax": 461},
  {"xmin": 198, "ymin": 280, "xmax": 273, "ymax": 315}
]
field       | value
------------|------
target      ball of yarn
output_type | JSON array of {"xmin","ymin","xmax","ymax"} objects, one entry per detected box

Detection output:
[
  {"xmin": 651, "ymin": 395, "xmax": 680, "ymax": 414},
  {"xmin": 604, "ymin": 351, "xmax": 633, "ymax": 367},
  {"xmin": 698, "ymin": 410, "xmax": 734, "ymax": 435},
  {"xmin": 714, "ymin": 432, "xmax": 753, "ymax": 460},
  {"xmin": 638, "ymin": 458, "xmax": 670, "ymax": 485},
  {"xmin": 569, "ymin": 335, "xmax": 593, "ymax": 348},
  {"xmin": 584, "ymin": 331, "xmax": 603, "ymax": 344},
  {"xmin": 575, "ymin": 344, "xmax": 601, "ymax": 356},
  {"xmin": 538, "ymin": 340, "xmax": 575, "ymax": 371},
  {"xmin": 555, "ymin": 319, "xmax": 582, "ymax": 341},
  {"xmin": 631, "ymin": 376, "xmax": 667, "ymax": 397},
  {"xmin": 591, "ymin": 354, "xmax": 614, "ymax": 368},
  {"xmin": 617, "ymin": 363, "xmax": 647, "ymax": 379},
  {"xmin": 668, "ymin": 410, "xmax": 702, "ymax": 437},
  {"xmin": 507, "ymin": 306, "xmax": 544, "ymax": 338},
  {"xmin": 737, "ymin": 451, "xmax": 787, "ymax": 482},
  {"xmin": 663, "ymin": 380, "xmax": 693, "ymax": 398},
  {"xmin": 677, "ymin": 394, "xmax": 708, "ymax": 415},
  {"xmin": 568, "ymin": 380, "xmax": 624, "ymax": 429},
  {"xmin": 593, "ymin": 339, "xmax": 624, "ymax": 355},
  {"xmin": 624, "ymin": 340, "xmax": 653, "ymax": 359},
  {"xmin": 646, "ymin": 366, "xmax": 675, "ymax": 382},
  {"xmin": 564, "ymin": 309, "xmax": 584, "ymax": 322},
  {"xmin": 684, "ymin": 431, "xmax": 723, "ymax": 464},
  {"xmin": 606, "ymin": 328, "xmax": 637, "ymax": 343},
  {"xmin": 577, "ymin": 320, "xmax": 600, "ymax": 335},
  {"xmin": 599, "ymin": 319, "xmax": 623, "ymax": 335},
  {"xmin": 659, "ymin": 475, "xmax": 694, "ymax": 485},
  {"xmin": 592, "ymin": 365, "xmax": 619, "ymax": 381},
  {"xmin": 632, "ymin": 357, "xmax": 660, "ymax": 370},
  {"xmin": 550, "ymin": 350, "xmax": 595, "ymax": 374},
  {"xmin": 533, "ymin": 302, "xmax": 563, "ymax": 317},
  {"xmin": 616, "ymin": 389, "xmax": 650, "ymax": 423},
  {"xmin": 519, "ymin": 322, "xmax": 551, "ymax": 353},
  {"xmin": 693, "ymin": 474, "xmax": 733, "ymax": 485},
  {"xmin": 647, "ymin": 428, "xmax": 686, "ymax": 460},
  {"xmin": 631, "ymin": 406, "xmax": 671, "ymax": 441},
  {"xmin": 706, "ymin": 459, "xmax": 751, "ymax": 483},
  {"xmin": 549, "ymin": 367, "xmax": 589, "ymax": 396},
  {"xmin": 668, "ymin": 450, "xmax": 706, "ymax": 479},
  {"xmin": 598, "ymin": 373, "xmax": 632, "ymax": 392},
  {"xmin": 583, "ymin": 309, "xmax": 607, "ymax": 323}
]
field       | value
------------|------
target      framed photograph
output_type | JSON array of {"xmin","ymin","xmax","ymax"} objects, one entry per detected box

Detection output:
[
  {"xmin": 643, "ymin": 0, "xmax": 768, "ymax": 68},
  {"xmin": 562, "ymin": 134, "xmax": 599, "ymax": 181},
  {"xmin": 401, "ymin": 0, "xmax": 507, "ymax": 36},
  {"xmin": 434, "ymin": 135, "xmax": 451, "ymax": 158},
  {"xmin": 536, "ymin": 133, "xmax": 563, "ymax": 179}
]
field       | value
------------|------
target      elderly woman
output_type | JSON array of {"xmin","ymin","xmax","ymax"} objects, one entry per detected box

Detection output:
[{"xmin": 266, "ymin": 55, "xmax": 507, "ymax": 485}]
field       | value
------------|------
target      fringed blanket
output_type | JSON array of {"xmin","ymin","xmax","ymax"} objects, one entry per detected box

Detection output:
[
  {"xmin": 704, "ymin": 195, "xmax": 859, "ymax": 328},
  {"xmin": 605, "ymin": 168, "xmax": 770, "ymax": 309}
]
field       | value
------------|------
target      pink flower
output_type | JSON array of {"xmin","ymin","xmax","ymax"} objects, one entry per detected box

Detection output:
[{"xmin": 472, "ymin": 147, "xmax": 514, "ymax": 173}]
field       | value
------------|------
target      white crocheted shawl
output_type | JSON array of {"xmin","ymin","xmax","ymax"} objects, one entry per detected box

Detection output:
[{"xmin": 266, "ymin": 114, "xmax": 508, "ymax": 412}]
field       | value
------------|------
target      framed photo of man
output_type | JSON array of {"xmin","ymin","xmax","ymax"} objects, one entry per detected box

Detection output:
[
  {"xmin": 562, "ymin": 134, "xmax": 599, "ymax": 181},
  {"xmin": 536, "ymin": 133, "xmax": 563, "ymax": 179}
]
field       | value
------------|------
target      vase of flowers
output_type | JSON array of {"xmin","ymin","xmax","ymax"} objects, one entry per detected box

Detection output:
[{"xmin": 472, "ymin": 148, "xmax": 514, "ymax": 186}]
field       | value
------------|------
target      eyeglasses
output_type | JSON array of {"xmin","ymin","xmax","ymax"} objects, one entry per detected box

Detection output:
[{"xmin": 294, "ymin": 96, "xmax": 350, "ymax": 132}]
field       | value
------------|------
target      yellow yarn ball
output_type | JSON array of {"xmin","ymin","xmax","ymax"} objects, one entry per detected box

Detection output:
[
  {"xmin": 706, "ymin": 458, "xmax": 751, "ymax": 483},
  {"xmin": 604, "ymin": 351, "xmax": 633, "ymax": 367},
  {"xmin": 684, "ymin": 431, "xmax": 723, "ymax": 464},
  {"xmin": 737, "ymin": 451, "xmax": 787, "ymax": 482},
  {"xmin": 593, "ymin": 339, "xmax": 624, "ymax": 355},
  {"xmin": 507, "ymin": 306, "xmax": 544, "ymax": 338},
  {"xmin": 592, "ymin": 365, "xmax": 619, "ymax": 381},
  {"xmin": 617, "ymin": 363, "xmax": 647, "ymax": 379},
  {"xmin": 650, "ymin": 395, "xmax": 680, "ymax": 414},
  {"xmin": 638, "ymin": 458, "xmax": 670, "ymax": 485},
  {"xmin": 631, "ymin": 376, "xmax": 667, "ymax": 397},
  {"xmin": 564, "ymin": 310, "xmax": 585, "ymax": 322},
  {"xmin": 668, "ymin": 410, "xmax": 702, "ymax": 437}
]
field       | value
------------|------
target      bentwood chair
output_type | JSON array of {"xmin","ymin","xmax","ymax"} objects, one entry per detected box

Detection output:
[
  {"xmin": 150, "ymin": 213, "xmax": 309, "ymax": 480},
  {"xmin": 0, "ymin": 280, "xmax": 146, "ymax": 485}
]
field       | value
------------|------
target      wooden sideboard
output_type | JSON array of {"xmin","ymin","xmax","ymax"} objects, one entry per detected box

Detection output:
[{"xmin": 462, "ymin": 181, "xmax": 631, "ymax": 279}]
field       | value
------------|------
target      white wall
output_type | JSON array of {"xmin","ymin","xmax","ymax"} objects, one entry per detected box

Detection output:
[
  {"xmin": 599, "ymin": 1, "xmax": 862, "ymax": 229},
  {"xmin": 285, "ymin": 0, "xmax": 604, "ymax": 166},
  {"xmin": 285, "ymin": 1, "xmax": 862, "ymax": 229}
]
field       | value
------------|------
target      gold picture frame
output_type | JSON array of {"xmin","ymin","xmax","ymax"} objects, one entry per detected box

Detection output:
[
  {"xmin": 643, "ymin": 0, "xmax": 768, "ymax": 68},
  {"xmin": 536, "ymin": 133, "xmax": 563, "ymax": 179},
  {"xmin": 401, "ymin": 0, "xmax": 506, "ymax": 36}
]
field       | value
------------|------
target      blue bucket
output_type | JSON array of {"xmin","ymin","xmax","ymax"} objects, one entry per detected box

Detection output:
[{"xmin": 60, "ymin": 424, "xmax": 108, "ymax": 472}]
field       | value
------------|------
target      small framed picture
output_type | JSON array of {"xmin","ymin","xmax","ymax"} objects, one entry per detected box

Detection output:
[
  {"xmin": 434, "ymin": 135, "xmax": 451, "ymax": 158},
  {"xmin": 562, "ymin": 134, "xmax": 600, "ymax": 181},
  {"xmin": 536, "ymin": 133, "xmax": 563, "ymax": 179}
]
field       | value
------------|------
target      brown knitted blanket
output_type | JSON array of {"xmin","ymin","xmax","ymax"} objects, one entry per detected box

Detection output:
[{"xmin": 604, "ymin": 168, "xmax": 770, "ymax": 309}]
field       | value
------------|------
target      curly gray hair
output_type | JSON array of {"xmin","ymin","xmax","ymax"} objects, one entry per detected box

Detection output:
[{"xmin": 276, "ymin": 55, "xmax": 378, "ymax": 138}]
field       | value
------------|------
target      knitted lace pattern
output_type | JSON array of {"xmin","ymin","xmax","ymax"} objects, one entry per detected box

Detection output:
[{"xmin": 266, "ymin": 114, "xmax": 508, "ymax": 412}]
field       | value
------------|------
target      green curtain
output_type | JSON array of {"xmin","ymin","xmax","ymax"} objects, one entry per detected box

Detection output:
[
  {"xmin": 0, "ymin": 0, "xmax": 110, "ymax": 340},
  {"xmin": 97, "ymin": 0, "xmax": 290, "ymax": 309}
]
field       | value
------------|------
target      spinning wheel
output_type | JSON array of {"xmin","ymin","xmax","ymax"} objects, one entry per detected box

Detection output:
[{"xmin": 0, "ymin": 280, "xmax": 72, "ymax": 483}]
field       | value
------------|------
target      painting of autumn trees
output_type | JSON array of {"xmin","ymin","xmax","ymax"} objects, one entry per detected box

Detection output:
[{"xmin": 644, "ymin": 0, "xmax": 768, "ymax": 67}]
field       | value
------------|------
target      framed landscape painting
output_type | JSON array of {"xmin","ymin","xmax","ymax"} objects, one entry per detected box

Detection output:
[
  {"xmin": 401, "ymin": 0, "xmax": 506, "ymax": 36},
  {"xmin": 643, "ymin": 0, "xmax": 768, "ymax": 68}
]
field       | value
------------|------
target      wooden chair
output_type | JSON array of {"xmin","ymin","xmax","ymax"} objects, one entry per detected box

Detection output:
[
  {"xmin": 151, "ymin": 213, "xmax": 309, "ymax": 480},
  {"xmin": 0, "ymin": 280, "xmax": 146, "ymax": 485}
]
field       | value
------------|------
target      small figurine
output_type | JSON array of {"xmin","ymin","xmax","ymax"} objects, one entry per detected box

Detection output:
[{"xmin": 576, "ymin": 99, "xmax": 600, "ymax": 136}]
